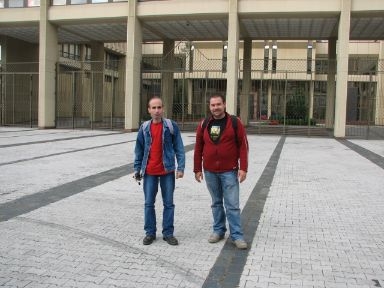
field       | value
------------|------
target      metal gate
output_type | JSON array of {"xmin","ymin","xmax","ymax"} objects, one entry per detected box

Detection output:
[
  {"xmin": 56, "ymin": 61, "xmax": 125, "ymax": 130},
  {"xmin": 345, "ymin": 71, "xmax": 384, "ymax": 139},
  {"xmin": 0, "ymin": 70, "xmax": 38, "ymax": 127},
  {"xmin": 141, "ymin": 66, "xmax": 329, "ymax": 136}
]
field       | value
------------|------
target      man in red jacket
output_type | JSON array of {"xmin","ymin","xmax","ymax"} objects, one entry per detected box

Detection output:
[{"xmin": 193, "ymin": 94, "xmax": 248, "ymax": 249}]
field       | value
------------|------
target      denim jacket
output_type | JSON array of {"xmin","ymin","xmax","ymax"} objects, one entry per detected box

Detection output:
[{"xmin": 134, "ymin": 118, "xmax": 185, "ymax": 175}]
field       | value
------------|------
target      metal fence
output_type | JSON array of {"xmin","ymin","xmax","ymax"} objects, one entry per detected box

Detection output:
[
  {"xmin": 1, "ymin": 58, "xmax": 384, "ymax": 139},
  {"xmin": 0, "ymin": 63, "xmax": 39, "ymax": 127},
  {"xmin": 56, "ymin": 61, "xmax": 125, "ymax": 130},
  {"xmin": 345, "ymin": 72, "xmax": 384, "ymax": 139}
]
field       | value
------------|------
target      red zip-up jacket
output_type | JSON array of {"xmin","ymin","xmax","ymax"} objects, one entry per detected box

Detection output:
[{"xmin": 193, "ymin": 113, "xmax": 248, "ymax": 173}]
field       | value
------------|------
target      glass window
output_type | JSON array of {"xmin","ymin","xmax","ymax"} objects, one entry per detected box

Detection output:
[
  {"xmin": 272, "ymin": 42, "xmax": 277, "ymax": 73},
  {"xmin": 52, "ymin": 0, "xmax": 66, "ymax": 5},
  {"xmin": 85, "ymin": 45, "xmax": 91, "ymax": 61},
  {"xmin": 28, "ymin": 0, "xmax": 39, "ymax": 6},
  {"xmin": 71, "ymin": 0, "xmax": 86, "ymax": 4},
  {"xmin": 263, "ymin": 42, "xmax": 269, "ymax": 72},
  {"xmin": 222, "ymin": 43, "xmax": 227, "ymax": 73},
  {"xmin": 9, "ymin": 0, "xmax": 24, "ymax": 7},
  {"xmin": 307, "ymin": 41, "xmax": 313, "ymax": 74},
  {"xmin": 0, "ymin": 0, "xmax": 4, "ymax": 8}
]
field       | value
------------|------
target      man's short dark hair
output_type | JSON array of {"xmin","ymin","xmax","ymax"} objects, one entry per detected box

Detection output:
[{"xmin": 209, "ymin": 94, "xmax": 226, "ymax": 103}]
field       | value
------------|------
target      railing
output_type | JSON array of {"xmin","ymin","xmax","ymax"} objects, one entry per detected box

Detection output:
[{"xmin": 0, "ymin": 0, "xmax": 126, "ymax": 7}]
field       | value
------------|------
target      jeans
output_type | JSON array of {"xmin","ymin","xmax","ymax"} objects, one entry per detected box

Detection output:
[
  {"xmin": 204, "ymin": 170, "xmax": 244, "ymax": 241},
  {"xmin": 143, "ymin": 172, "xmax": 175, "ymax": 237}
]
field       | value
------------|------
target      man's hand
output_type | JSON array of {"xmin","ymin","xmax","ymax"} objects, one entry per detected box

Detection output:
[
  {"xmin": 238, "ymin": 170, "xmax": 247, "ymax": 183},
  {"xmin": 176, "ymin": 171, "xmax": 184, "ymax": 179},
  {"xmin": 133, "ymin": 172, "xmax": 142, "ymax": 184},
  {"xmin": 194, "ymin": 172, "xmax": 203, "ymax": 182}
]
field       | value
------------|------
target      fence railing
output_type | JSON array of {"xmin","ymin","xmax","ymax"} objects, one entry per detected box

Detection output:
[{"xmin": 1, "ymin": 59, "xmax": 384, "ymax": 139}]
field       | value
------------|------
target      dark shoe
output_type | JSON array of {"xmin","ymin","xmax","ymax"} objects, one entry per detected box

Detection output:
[
  {"xmin": 163, "ymin": 236, "xmax": 179, "ymax": 246},
  {"xmin": 143, "ymin": 235, "xmax": 156, "ymax": 245}
]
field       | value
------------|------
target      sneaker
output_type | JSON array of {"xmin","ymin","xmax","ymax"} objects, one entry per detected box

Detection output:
[
  {"xmin": 208, "ymin": 233, "xmax": 225, "ymax": 243},
  {"xmin": 233, "ymin": 239, "xmax": 247, "ymax": 250},
  {"xmin": 143, "ymin": 235, "xmax": 156, "ymax": 245},
  {"xmin": 163, "ymin": 236, "xmax": 179, "ymax": 246}
]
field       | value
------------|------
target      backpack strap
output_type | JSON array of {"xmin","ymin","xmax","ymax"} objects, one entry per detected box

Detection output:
[
  {"xmin": 141, "ymin": 120, "xmax": 150, "ymax": 132},
  {"xmin": 163, "ymin": 118, "xmax": 174, "ymax": 135},
  {"xmin": 230, "ymin": 115, "xmax": 239, "ymax": 147},
  {"xmin": 201, "ymin": 117, "xmax": 210, "ymax": 131}
]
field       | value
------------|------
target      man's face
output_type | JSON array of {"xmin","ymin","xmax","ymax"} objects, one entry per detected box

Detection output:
[
  {"xmin": 209, "ymin": 96, "xmax": 226, "ymax": 119},
  {"xmin": 148, "ymin": 98, "xmax": 163, "ymax": 121}
]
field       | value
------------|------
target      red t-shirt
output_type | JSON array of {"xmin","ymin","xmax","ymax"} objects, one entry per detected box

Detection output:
[{"xmin": 146, "ymin": 122, "xmax": 167, "ymax": 175}]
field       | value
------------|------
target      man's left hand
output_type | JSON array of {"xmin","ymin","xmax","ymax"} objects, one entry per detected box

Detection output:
[{"xmin": 238, "ymin": 170, "xmax": 247, "ymax": 183}]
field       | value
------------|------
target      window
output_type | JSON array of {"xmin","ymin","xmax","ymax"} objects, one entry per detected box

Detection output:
[
  {"xmin": 222, "ymin": 42, "xmax": 227, "ymax": 73},
  {"xmin": 272, "ymin": 41, "xmax": 277, "ymax": 73},
  {"xmin": 105, "ymin": 52, "xmax": 119, "ymax": 70},
  {"xmin": 263, "ymin": 41, "xmax": 270, "ymax": 72},
  {"xmin": 315, "ymin": 56, "xmax": 328, "ymax": 74},
  {"xmin": 349, "ymin": 56, "xmax": 378, "ymax": 75},
  {"xmin": 60, "ymin": 44, "xmax": 80, "ymax": 60},
  {"xmin": 8, "ymin": 0, "xmax": 23, "ymax": 7},
  {"xmin": 85, "ymin": 45, "xmax": 91, "ymax": 61},
  {"xmin": 307, "ymin": 41, "xmax": 313, "ymax": 74},
  {"xmin": 28, "ymin": 0, "xmax": 39, "ymax": 6},
  {"xmin": 71, "ymin": 0, "xmax": 86, "ymax": 4},
  {"xmin": 188, "ymin": 43, "xmax": 194, "ymax": 72}
]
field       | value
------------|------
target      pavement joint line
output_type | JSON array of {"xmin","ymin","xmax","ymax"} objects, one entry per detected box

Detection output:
[
  {"xmin": 0, "ymin": 140, "xmax": 134, "ymax": 167},
  {"xmin": 0, "ymin": 128, "xmax": 35, "ymax": 134},
  {"xmin": 15, "ymin": 216, "xmax": 205, "ymax": 285},
  {"xmin": 338, "ymin": 139, "xmax": 384, "ymax": 169},
  {"xmin": 202, "ymin": 136, "xmax": 286, "ymax": 288},
  {"xmin": 0, "ymin": 131, "xmax": 125, "ymax": 148},
  {"xmin": 0, "ymin": 130, "xmax": 74, "ymax": 139},
  {"xmin": 0, "ymin": 143, "xmax": 195, "ymax": 222}
]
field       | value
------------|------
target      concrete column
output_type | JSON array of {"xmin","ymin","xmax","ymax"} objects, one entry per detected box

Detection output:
[
  {"xmin": 267, "ymin": 82, "xmax": 272, "ymax": 119},
  {"xmin": 0, "ymin": 36, "xmax": 4, "ymax": 62},
  {"xmin": 226, "ymin": 0, "xmax": 239, "ymax": 115},
  {"xmin": 240, "ymin": 39, "xmax": 252, "ymax": 124},
  {"xmin": 376, "ymin": 41, "xmax": 384, "ymax": 125},
  {"xmin": 38, "ymin": 0, "xmax": 58, "ymax": 128},
  {"xmin": 125, "ymin": 0, "xmax": 142, "ymax": 131},
  {"xmin": 91, "ymin": 41, "xmax": 105, "ymax": 122},
  {"xmin": 325, "ymin": 39, "xmax": 336, "ymax": 129},
  {"xmin": 309, "ymin": 80, "xmax": 314, "ymax": 119},
  {"xmin": 334, "ymin": 0, "xmax": 351, "ymax": 138},
  {"xmin": 187, "ymin": 78, "xmax": 193, "ymax": 115},
  {"xmin": 161, "ymin": 39, "xmax": 175, "ymax": 118}
]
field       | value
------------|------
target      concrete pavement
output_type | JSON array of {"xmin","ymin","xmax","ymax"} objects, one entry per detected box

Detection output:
[{"xmin": 0, "ymin": 127, "xmax": 383, "ymax": 288}]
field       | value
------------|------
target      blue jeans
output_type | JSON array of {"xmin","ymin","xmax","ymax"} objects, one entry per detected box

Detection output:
[
  {"xmin": 143, "ymin": 172, "xmax": 175, "ymax": 237},
  {"xmin": 204, "ymin": 170, "xmax": 244, "ymax": 241}
]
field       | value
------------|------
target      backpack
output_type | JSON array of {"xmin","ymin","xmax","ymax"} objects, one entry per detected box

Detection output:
[
  {"xmin": 142, "ymin": 118, "xmax": 174, "ymax": 135},
  {"xmin": 201, "ymin": 115, "xmax": 239, "ymax": 147}
]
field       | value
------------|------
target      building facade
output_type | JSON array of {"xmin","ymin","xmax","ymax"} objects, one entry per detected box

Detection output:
[{"xmin": 1, "ymin": 0, "xmax": 384, "ymax": 138}]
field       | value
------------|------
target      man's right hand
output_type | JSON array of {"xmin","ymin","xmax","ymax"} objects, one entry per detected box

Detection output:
[
  {"xmin": 134, "ymin": 172, "xmax": 142, "ymax": 182},
  {"xmin": 194, "ymin": 172, "xmax": 203, "ymax": 182}
]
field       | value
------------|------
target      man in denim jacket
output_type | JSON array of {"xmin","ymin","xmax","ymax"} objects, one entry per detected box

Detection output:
[{"xmin": 134, "ymin": 96, "xmax": 185, "ymax": 246}]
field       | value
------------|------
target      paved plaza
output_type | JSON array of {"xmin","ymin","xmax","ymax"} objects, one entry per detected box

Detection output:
[{"xmin": 0, "ymin": 127, "xmax": 383, "ymax": 288}]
